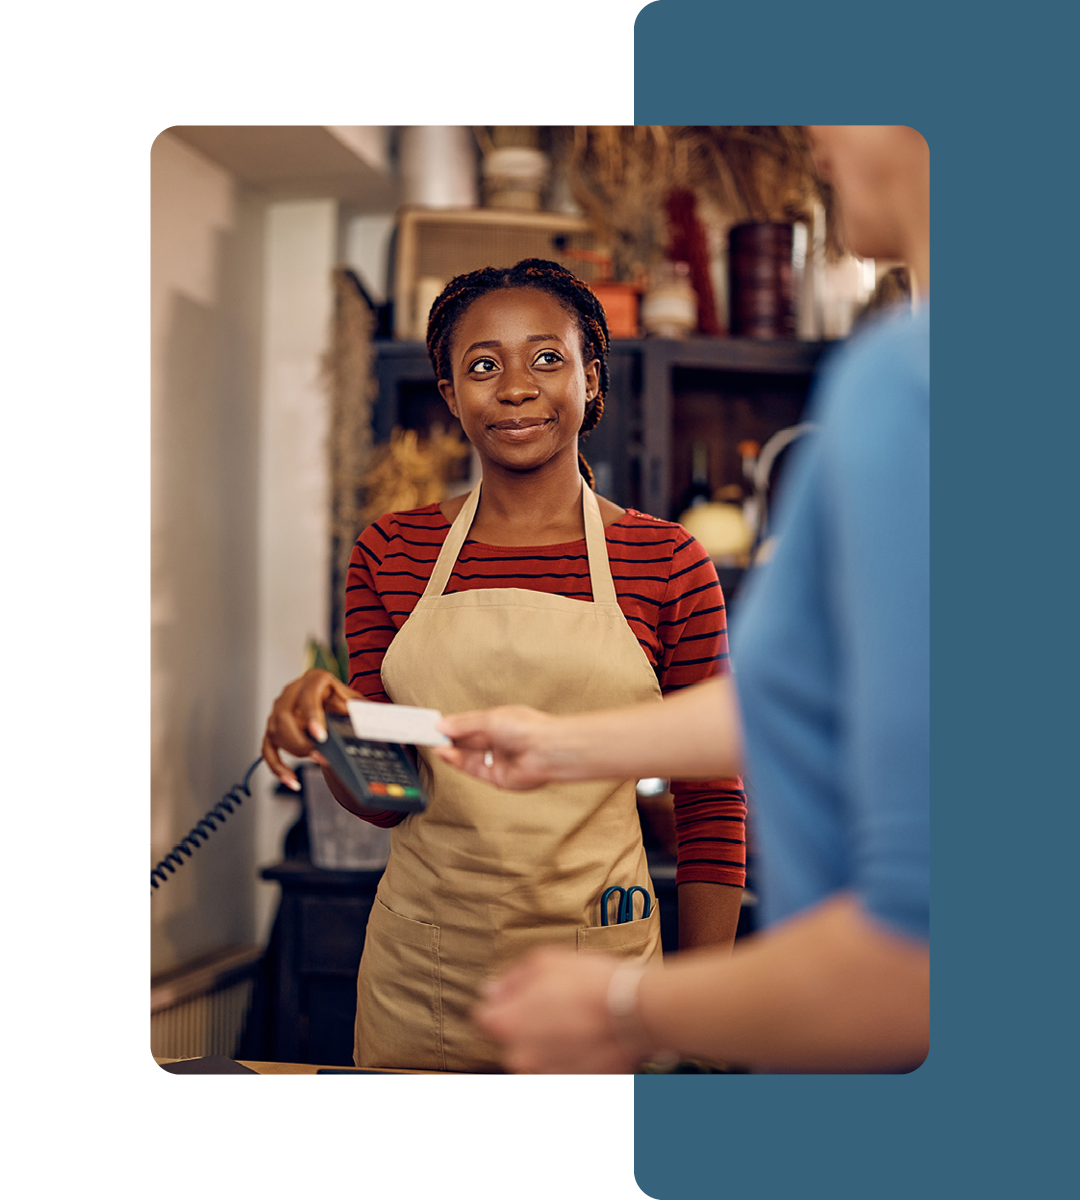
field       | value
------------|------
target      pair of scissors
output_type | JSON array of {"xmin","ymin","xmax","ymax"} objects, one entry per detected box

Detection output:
[{"xmin": 600, "ymin": 885, "xmax": 652, "ymax": 926}]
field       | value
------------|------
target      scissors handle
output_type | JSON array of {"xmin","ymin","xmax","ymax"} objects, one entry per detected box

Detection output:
[
  {"xmin": 600, "ymin": 885, "xmax": 653, "ymax": 925},
  {"xmin": 622, "ymin": 886, "xmax": 652, "ymax": 922},
  {"xmin": 600, "ymin": 886, "xmax": 626, "ymax": 927}
]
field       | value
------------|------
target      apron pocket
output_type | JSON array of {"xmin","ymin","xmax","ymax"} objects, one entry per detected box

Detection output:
[
  {"xmin": 354, "ymin": 896, "xmax": 445, "ymax": 1071},
  {"xmin": 576, "ymin": 901, "xmax": 662, "ymax": 960}
]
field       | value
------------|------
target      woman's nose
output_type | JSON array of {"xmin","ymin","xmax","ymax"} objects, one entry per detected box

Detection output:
[{"xmin": 495, "ymin": 364, "xmax": 540, "ymax": 404}]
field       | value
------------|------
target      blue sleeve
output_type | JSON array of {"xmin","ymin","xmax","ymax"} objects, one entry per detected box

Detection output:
[{"xmin": 820, "ymin": 313, "xmax": 929, "ymax": 939}]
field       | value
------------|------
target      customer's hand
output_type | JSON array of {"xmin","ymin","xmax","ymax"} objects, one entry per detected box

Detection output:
[
  {"xmin": 434, "ymin": 706, "xmax": 562, "ymax": 791},
  {"xmin": 473, "ymin": 947, "xmax": 640, "ymax": 1074},
  {"xmin": 262, "ymin": 669, "xmax": 362, "ymax": 791}
]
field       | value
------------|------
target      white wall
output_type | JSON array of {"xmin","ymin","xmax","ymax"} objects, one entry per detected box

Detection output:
[
  {"xmin": 151, "ymin": 132, "xmax": 264, "ymax": 974},
  {"xmin": 152, "ymin": 138, "xmax": 343, "ymax": 966},
  {"xmin": 326, "ymin": 125, "xmax": 391, "ymax": 173},
  {"xmin": 252, "ymin": 198, "xmax": 338, "ymax": 942},
  {"xmin": 343, "ymin": 212, "xmax": 395, "ymax": 304}
]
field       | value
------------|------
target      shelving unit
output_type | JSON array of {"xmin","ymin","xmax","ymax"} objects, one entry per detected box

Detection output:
[{"xmin": 637, "ymin": 337, "xmax": 831, "ymax": 519}]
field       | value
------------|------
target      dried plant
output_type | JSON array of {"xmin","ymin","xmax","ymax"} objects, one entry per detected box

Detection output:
[
  {"xmin": 324, "ymin": 268, "xmax": 377, "ymax": 644},
  {"xmin": 562, "ymin": 126, "xmax": 844, "ymax": 270},
  {"xmin": 565, "ymin": 126, "xmax": 679, "ymax": 280},
  {"xmin": 359, "ymin": 427, "xmax": 471, "ymax": 529},
  {"xmin": 675, "ymin": 126, "xmax": 844, "ymax": 257}
]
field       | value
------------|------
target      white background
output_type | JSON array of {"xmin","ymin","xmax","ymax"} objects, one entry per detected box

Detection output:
[{"xmin": 3, "ymin": 2, "xmax": 656, "ymax": 1196}]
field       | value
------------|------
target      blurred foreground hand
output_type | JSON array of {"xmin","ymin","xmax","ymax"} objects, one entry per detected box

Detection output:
[{"xmin": 473, "ymin": 947, "xmax": 641, "ymax": 1074}]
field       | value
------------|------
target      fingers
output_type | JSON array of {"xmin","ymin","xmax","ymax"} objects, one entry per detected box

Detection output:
[
  {"xmin": 479, "ymin": 951, "xmax": 546, "ymax": 1003},
  {"xmin": 432, "ymin": 744, "xmax": 502, "ymax": 784},
  {"xmin": 473, "ymin": 950, "xmax": 633, "ymax": 1074},
  {"xmin": 434, "ymin": 707, "xmax": 552, "ymax": 790},
  {"xmin": 433, "ymin": 747, "xmax": 532, "ymax": 790},
  {"xmin": 261, "ymin": 732, "xmax": 301, "ymax": 792},
  {"xmin": 267, "ymin": 699, "xmax": 316, "ymax": 760},
  {"xmin": 437, "ymin": 705, "xmax": 537, "ymax": 743},
  {"xmin": 476, "ymin": 948, "xmax": 569, "ymax": 1017},
  {"xmin": 299, "ymin": 673, "xmax": 358, "ymax": 744},
  {"xmin": 263, "ymin": 670, "xmax": 360, "ymax": 789},
  {"xmin": 431, "ymin": 745, "xmax": 468, "ymax": 773},
  {"xmin": 436, "ymin": 710, "xmax": 498, "ymax": 745}
]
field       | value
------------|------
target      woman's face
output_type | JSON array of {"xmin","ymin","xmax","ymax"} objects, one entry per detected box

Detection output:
[{"xmin": 438, "ymin": 287, "xmax": 600, "ymax": 477}]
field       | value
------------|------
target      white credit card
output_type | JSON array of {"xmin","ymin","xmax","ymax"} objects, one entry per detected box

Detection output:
[{"xmin": 347, "ymin": 699, "xmax": 449, "ymax": 747}]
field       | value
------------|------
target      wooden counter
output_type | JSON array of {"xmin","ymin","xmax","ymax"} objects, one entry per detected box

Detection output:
[{"xmin": 155, "ymin": 1057, "xmax": 445, "ymax": 1074}]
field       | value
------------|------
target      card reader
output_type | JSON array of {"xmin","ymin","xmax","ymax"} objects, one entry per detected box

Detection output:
[{"xmin": 317, "ymin": 711, "xmax": 429, "ymax": 813}]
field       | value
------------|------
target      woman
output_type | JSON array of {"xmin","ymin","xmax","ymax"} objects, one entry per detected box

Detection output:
[{"xmin": 262, "ymin": 259, "xmax": 746, "ymax": 1072}]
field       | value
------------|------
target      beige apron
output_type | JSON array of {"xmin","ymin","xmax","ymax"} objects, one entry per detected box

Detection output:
[{"xmin": 353, "ymin": 481, "xmax": 663, "ymax": 1072}]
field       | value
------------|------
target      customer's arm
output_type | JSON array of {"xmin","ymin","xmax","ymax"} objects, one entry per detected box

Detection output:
[
  {"xmin": 436, "ymin": 674, "xmax": 744, "ymax": 788},
  {"xmin": 474, "ymin": 892, "xmax": 929, "ymax": 1074}
]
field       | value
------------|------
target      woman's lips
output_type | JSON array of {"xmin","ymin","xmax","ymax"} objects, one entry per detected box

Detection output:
[{"xmin": 489, "ymin": 418, "xmax": 552, "ymax": 441}]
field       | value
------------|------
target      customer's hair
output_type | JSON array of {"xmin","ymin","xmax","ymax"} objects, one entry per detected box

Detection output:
[{"xmin": 425, "ymin": 258, "xmax": 610, "ymax": 488}]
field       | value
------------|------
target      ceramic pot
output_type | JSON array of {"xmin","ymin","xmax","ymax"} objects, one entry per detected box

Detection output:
[
  {"xmin": 482, "ymin": 146, "xmax": 549, "ymax": 211},
  {"xmin": 399, "ymin": 126, "xmax": 478, "ymax": 209},
  {"xmin": 641, "ymin": 262, "xmax": 697, "ymax": 338},
  {"xmin": 589, "ymin": 281, "xmax": 642, "ymax": 339}
]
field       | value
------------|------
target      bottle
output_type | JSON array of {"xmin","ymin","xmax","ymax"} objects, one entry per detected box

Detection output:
[
  {"xmin": 737, "ymin": 439, "xmax": 761, "ymax": 542},
  {"xmin": 677, "ymin": 440, "xmax": 713, "ymax": 515}
]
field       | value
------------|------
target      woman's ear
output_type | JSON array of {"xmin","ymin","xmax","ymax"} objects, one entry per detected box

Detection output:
[
  {"xmin": 584, "ymin": 358, "xmax": 601, "ymax": 401},
  {"xmin": 438, "ymin": 379, "xmax": 459, "ymax": 419}
]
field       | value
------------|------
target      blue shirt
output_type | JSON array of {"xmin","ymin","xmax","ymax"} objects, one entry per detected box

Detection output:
[{"xmin": 731, "ymin": 306, "xmax": 929, "ymax": 941}]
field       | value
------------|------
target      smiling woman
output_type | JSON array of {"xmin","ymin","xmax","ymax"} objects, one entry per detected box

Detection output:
[
  {"xmin": 427, "ymin": 259, "xmax": 609, "ymax": 494},
  {"xmin": 261, "ymin": 259, "xmax": 748, "ymax": 1072},
  {"xmin": 436, "ymin": 286, "xmax": 597, "ymax": 529}
]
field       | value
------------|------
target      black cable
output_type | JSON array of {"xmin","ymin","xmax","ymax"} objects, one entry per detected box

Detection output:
[{"xmin": 151, "ymin": 758, "xmax": 264, "ymax": 892}]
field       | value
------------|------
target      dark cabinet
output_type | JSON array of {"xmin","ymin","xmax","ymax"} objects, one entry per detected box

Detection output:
[
  {"xmin": 638, "ymin": 337, "xmax": 829, "ymax": 520},
  {"xmin": 259, "ymin": 861, "xmax": 382, "ymax": 1066}
]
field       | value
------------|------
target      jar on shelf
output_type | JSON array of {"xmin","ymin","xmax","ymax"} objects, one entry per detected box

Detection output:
[
  {"xmin": 641, "ymin": 261, "xmax": 698, "ymax": 339},
  {"xmin": 588, "ymin": 281, "xmax": 642, "ymax": 339},
  {"xmin": 728, "ymin": 222, "xmax": 796, "ymax": 339},
  {"xmin": 482, "ymin": 146, "xmax": 550, "ymax": 211},
  {"xmin": 398, "ymin": 126, "xmax": 478, "ymax": 209}
]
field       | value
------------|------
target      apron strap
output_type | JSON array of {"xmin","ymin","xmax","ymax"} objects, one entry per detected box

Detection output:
[
  {"xmin": 422, "ymin": 480, "xmax": 618, "ymax": 605},
  {"xmin": 423, "ymin": 482, "xmax": 482, "ymax": 600},
  {"xmin": 582, "ymin": 482, "xmax": 617, "ymax": 605}
]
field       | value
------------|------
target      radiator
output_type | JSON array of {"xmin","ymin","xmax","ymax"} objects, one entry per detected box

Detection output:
[{"xmin": 151, "ymin": 944, "xmax": 262, "ymax": 1061}]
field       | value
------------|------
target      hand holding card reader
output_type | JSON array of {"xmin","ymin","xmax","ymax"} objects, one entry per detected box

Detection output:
[{"xmin": 319, "ymin": 712, "xmax": 428, "ymax": 813}]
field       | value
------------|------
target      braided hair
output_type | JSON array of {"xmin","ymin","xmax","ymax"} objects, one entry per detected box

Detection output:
[{"xmin": 425, "ymin": 258, "xmax": 610, "ymax": 488}]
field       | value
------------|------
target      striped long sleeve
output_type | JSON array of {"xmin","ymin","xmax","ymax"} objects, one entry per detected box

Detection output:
[{"xmin": 342, "ymin": 505, "xmax": 746, "ymax": 886}]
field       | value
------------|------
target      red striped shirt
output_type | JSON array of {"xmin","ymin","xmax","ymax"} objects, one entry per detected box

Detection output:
[{"xmin": 344, "ymin": 504, "xmax": 746, "ymax": 888}]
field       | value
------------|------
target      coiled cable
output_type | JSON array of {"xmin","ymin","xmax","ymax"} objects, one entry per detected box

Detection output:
[{"xmin": 150, "ymin": 758, "xmax": 264, "ymax": 892}]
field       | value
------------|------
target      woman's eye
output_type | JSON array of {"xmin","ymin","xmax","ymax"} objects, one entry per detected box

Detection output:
[
  {"xmin": 469, "ymin": 357, "xmax": 498, "ymax": 374},
  {"xmin": 534, "ymin": 350, "xmax": 563, "ymax": 367}
]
